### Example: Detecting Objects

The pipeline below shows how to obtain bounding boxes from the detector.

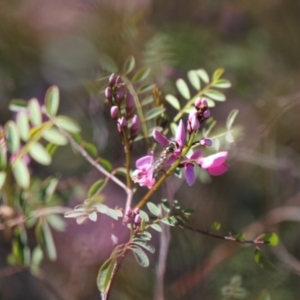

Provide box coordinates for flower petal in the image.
[136,153,154,168]
[176,120,186,146]
[188,149,202,160]
[208,164,228,176]
[200,151,228,169]
[185,164,196,186]
[153,130,170,147]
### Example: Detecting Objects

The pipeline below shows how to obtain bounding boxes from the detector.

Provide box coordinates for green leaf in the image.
[28,142,52,165]
[45,86,59,116]
[28,98,42,126]
[135,231,152,241]
[83,143,98,158]
[0,143,7,170]
[226,132,234,143]
[56,116,81,133]
[147,202,161,217]
[187,70,201,90]
[131,246,149,267]
[254,249,276,272]
[161,199,170,213]
[160,217,176,226]
[182,208,195,216]
[9,99,27,112]
[259,232,279,247]
[138,83,156,94]
[46,143,58,156]
[106,208,123,220]
[16,110,30,141]
[173,200,180,210]
[150,223,162,232]
[0,171,6,190]
[212,68,225,82]
[176,79,190,99]
[88,179,106,198]
[12,159,30,189]
[213,138,220,151]
[214,79,231,88]
[226,109,239,130]
[204,89,226,101]
[42,221,57,261]
[42,128,68,145]
[133,240,155,253]
[99,55,118,73]
[211,221,221,231]
[257,290,271,300]
[141,96,154,106]
[165,95,180,110]
[123,55,135,74]
[139,210,149,222]
[97,258,116,295]
[132,66,151,83]
[196,69,209,83]
[47,215,66,232]
[5,121,20,154]
[30,246,44,275]
[145,107,166,121]
[99,158,112,172]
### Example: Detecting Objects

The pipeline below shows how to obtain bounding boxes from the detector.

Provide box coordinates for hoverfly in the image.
[152,141,178,178]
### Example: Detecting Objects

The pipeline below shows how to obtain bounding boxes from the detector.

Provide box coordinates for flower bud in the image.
[108,73,117,85]
[125,206,133,217]
[133,207,140,215]
[115,76,123,84]
[188,111,200,132]
[110,106,119,118]
[200,138,212,147]
[195,98,208,110]
[203,109,210,119]
[134,214,141,225]
[105,87,112,100]
[118,117,127,127]
[116,86,125,102]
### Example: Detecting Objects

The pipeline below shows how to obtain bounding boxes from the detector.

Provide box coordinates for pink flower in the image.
[198,151,228,176]
[131,152,156,189]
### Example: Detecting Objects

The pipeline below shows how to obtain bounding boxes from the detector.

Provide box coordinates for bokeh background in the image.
[1,0,300,299]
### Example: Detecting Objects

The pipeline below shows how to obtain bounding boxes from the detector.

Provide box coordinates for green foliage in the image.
[254,249,277,272]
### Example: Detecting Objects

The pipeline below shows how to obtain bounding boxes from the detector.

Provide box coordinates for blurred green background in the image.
[1,0,300,299]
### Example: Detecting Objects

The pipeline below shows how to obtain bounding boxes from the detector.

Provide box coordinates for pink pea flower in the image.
[131,152,156,189]
[198,151,228,176]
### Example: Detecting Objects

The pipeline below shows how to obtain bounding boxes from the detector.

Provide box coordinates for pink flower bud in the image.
[110,106,119,118]
[131,115,140,131]
[134,214,141,225]
[200,138,212,147]
[125,206,133,217]
[115,76,123,84]
[105,87,112,99]
[126,92,134,109]
[116,86,125,101]
[203,109,210,119]
[190,114,200,131]
[195,98,208,109]
[118,117,127,127]
[133,207,139,215]
[109,73,116,85]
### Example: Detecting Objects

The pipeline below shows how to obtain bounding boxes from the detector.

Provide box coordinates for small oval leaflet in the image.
[42,221,57,261]
[204,89,226,101]
[187,70,201,90]
[16,111,29,141]
[132,66,151,83]
[131,246,149,267]
[28,98,42,126]
[42,128,68,145]
[12,159,30,189]
[97,258,117,295]
[176,79,190,99]
[196,69,210,84]
[146,202,161,217]
[56,116,81,133]
[28,142,52,165]
[123,55,135,74]
[165,95,180,110]
[214,79,232,88]
[145,107,165,121]
[45,86,60,116]
[5,121,20,154]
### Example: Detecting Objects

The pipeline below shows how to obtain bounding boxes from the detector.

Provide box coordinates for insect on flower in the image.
[152,141,178,178]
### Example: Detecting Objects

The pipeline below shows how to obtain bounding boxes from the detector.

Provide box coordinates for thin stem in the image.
[121,128,132,190]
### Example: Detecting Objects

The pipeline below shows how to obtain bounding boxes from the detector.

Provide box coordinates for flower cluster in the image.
[124,206,141,226]
[131,98,228,188]
[105,74,140,146]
